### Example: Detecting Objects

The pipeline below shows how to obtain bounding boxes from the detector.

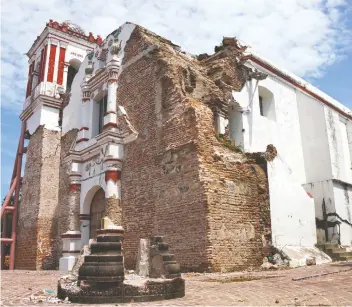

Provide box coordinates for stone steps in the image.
[316,243,352,262]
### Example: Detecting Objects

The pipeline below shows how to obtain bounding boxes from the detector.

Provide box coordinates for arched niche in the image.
[66,58,82,93]
[258,85,276,120]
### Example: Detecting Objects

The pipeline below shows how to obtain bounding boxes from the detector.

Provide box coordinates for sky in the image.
[1,0,352,198]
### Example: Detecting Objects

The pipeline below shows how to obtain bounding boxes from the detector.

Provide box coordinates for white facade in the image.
[231,54,352,255]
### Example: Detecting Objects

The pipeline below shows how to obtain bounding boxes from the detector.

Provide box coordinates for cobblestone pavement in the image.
[1,261,352,306]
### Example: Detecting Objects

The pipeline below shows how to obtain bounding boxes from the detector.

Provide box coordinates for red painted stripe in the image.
[57,47,66,85]
[39,45,47,82]
[246,56,352,120]
[47,44,57,82]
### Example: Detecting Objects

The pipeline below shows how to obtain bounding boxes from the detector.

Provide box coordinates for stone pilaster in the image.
[103,40,120,131]
[76,81,91,144]
[59,163,82,271]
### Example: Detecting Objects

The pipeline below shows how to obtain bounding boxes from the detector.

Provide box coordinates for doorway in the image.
[89,188,106,239]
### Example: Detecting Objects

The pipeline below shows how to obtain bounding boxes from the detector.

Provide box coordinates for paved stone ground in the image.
[1,261,352,306]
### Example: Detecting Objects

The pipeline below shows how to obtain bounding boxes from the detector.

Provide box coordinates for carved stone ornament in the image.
[110,39,120,56]
[108,39,113,47]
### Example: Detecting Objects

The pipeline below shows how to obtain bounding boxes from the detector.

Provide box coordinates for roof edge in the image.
[243,52,351,120]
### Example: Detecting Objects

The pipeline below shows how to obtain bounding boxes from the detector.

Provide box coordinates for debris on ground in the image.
[23,289,70,304]
[306,256,316,266]
[261,262,278,270]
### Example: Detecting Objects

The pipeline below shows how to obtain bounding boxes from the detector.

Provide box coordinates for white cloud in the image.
[1,0,350,112]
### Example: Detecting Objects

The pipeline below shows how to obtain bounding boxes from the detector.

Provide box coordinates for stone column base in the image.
[59,231,82,271]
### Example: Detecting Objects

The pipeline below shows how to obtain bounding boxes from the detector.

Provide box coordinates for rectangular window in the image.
[98,95,108,134]
[259,96,264,116]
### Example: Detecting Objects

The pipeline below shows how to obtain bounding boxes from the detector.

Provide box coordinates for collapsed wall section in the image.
[119,28,209,271]
[118,26,270,272]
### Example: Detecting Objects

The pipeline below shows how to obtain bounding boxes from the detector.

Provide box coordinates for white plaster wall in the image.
[325,108,352,184]
[333,182,352,245]
[303,180,335,243]
[27,106,42,134]
[339,119,352,183]
[27,104,60,134]
[296,91,332,183]
[228,106,243,148]
[252,76,307,184]
[62,57,87,134]
[65,45,86,64]
[268,156,317,247]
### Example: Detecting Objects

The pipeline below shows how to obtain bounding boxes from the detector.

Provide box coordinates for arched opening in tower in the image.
[66,58,81,93]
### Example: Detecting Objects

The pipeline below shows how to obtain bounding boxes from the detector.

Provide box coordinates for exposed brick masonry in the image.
[118,26,271,272]
[16,126,62,269]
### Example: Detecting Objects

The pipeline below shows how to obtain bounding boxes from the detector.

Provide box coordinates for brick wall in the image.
[119,29,209,271]
[16,126,62,269]
[118,26,271,272]
[16,128,43,269]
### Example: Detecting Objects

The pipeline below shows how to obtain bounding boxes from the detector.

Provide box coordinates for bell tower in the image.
[16,20,101,269]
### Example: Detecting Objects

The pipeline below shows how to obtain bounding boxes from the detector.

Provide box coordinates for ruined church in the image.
[2,20,352,271]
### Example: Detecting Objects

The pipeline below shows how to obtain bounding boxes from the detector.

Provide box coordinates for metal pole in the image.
[1,212,7,269]
[1,177,17,218]
[9,122,26,270]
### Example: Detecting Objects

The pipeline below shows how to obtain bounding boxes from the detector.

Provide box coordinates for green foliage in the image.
[216,134,243,153]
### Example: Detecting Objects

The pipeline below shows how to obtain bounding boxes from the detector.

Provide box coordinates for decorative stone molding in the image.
[105,170,121,184]
[79,214,90,221]
[70,183,81,192]
[80,82,90,102]
[59,230,82,271]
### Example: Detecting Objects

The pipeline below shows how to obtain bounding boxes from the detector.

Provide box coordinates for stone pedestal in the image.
[78,228,125,283]
[149,236,181,279]
[59,230,82,271]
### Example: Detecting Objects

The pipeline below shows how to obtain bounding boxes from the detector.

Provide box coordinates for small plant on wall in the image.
[216,133,243,153]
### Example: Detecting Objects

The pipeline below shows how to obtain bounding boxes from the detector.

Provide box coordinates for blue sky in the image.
[1,0,352,198]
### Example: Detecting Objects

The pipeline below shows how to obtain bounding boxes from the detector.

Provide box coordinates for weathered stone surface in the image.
[106,196,121,226]
[16,126,62,269]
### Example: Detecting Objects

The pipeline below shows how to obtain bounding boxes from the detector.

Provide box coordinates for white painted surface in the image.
[297,91,332,183]
[80,220,90,247]
[27,104,60,134]
[333,182,352,245]
[325,108,352,184]
[62,57,87,134]
[268,156,316,247]
[59,255,77,271]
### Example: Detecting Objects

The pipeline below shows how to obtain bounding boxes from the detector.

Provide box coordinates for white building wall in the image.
[333,182,352,245]
[296,91,332,183]
[325,108,352,184]
[62,57,87,133]
[232,72,317,250]
[268,155,316,247]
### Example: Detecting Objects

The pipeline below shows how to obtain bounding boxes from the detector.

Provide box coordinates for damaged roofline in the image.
[243,54,352,121]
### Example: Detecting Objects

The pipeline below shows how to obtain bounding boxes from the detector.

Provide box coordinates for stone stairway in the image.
[316,243,352,261]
